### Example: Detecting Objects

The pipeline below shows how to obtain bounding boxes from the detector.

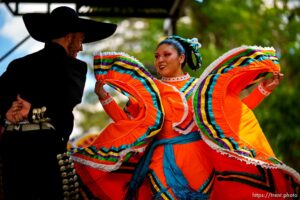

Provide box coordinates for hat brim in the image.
[76,18,117,43]
[23,13,117,43]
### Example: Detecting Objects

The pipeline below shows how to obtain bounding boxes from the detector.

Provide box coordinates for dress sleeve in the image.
[99,94,142,122]
[99,94,130,121]
[241,82,271,110]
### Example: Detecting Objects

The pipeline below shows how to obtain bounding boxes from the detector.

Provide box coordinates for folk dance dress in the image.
[70,47,300,200]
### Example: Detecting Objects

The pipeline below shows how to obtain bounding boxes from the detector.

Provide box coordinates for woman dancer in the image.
[71,36,300,199]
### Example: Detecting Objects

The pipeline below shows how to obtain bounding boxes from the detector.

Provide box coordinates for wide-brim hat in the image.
[23,6,117,43]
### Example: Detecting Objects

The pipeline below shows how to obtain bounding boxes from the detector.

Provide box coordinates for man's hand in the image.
[5,95,31,124]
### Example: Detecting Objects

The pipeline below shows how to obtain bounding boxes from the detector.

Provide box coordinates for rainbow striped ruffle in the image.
[70,52,164,172]
[193,46,300,182]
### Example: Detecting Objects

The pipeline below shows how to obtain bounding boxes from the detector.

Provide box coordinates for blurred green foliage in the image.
[78,0,300,172]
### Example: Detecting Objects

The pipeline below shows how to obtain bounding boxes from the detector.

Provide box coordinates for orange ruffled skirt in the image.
[70,48,300,199]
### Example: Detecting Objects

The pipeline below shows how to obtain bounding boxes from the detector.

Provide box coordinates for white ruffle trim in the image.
[200,131,300,184]
[161,73,190,82]
[94,51,146,69]
[197,45,276,85]
[71,146,146,172]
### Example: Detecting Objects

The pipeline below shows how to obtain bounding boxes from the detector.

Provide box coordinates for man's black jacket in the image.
[0,42,87,142]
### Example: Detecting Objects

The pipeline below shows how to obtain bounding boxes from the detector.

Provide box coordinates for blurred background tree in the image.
[75,0,300,172]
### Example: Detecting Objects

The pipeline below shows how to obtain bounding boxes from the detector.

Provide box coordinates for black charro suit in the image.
[0,42,87,200]
[0,42,87,139]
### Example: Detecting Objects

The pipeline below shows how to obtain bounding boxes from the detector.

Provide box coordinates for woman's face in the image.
[154,43,185,77]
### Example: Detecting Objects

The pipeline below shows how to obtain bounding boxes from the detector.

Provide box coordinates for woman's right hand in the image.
[94,80,108,100]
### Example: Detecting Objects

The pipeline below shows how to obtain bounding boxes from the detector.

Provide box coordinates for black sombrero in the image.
[23,6,117,43]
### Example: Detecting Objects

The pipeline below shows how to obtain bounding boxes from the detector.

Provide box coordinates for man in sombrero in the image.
[0,6,117,200]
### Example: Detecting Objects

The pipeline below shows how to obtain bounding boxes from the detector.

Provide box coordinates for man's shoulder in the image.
[9,48,44,64]
[68,56,87,66]
[8,48,87,73]
[13,48,85,63]
[67,57,88,75]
